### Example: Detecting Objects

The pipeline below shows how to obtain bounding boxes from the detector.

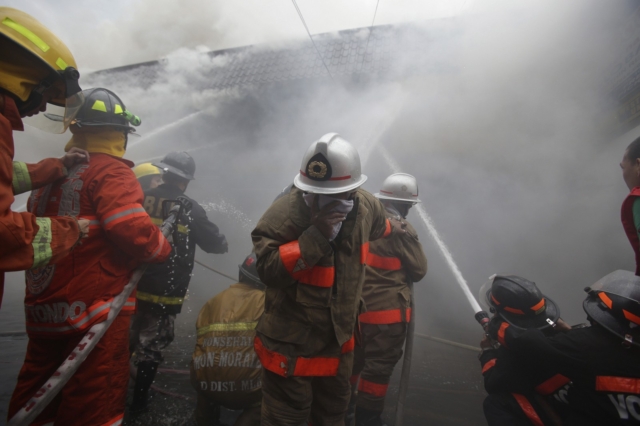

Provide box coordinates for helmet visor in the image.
[23,90,84,134]
[478,275,495,313]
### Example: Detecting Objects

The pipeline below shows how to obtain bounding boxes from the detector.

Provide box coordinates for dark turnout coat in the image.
[251,187,391,377]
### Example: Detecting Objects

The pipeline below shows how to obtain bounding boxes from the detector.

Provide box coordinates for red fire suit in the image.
[621,187,640,275]
[0,94,80,307]
[8,150,171,426]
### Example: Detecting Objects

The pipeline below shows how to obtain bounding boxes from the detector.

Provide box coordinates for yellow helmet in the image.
[0,7,83,128]
[134,163,162,179]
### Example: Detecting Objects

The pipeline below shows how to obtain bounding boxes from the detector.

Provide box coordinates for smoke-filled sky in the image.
[4,0,483,71]
[2,0,640,341]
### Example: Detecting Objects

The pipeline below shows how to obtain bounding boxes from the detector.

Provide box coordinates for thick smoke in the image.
[6,0,635,341]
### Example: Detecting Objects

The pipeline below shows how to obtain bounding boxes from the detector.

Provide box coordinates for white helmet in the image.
[374,173,421,204]
[293,133,367,194]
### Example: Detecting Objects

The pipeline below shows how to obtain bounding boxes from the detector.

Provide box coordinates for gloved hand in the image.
[388,217,407,235]
[60,147,90,168]
[310,196,347,241]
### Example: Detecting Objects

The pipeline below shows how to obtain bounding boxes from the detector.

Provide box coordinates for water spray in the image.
[376,145,490,332]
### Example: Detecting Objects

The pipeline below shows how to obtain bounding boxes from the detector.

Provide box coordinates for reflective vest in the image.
[359,210,427,325]
[0,95,79,308]
[191,282,264,407]
[621,188,640,275]
[25,153,171,337]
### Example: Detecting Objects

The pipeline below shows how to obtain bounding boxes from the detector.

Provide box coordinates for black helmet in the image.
[72,88,141,132]
[584,270,640,348]
[154,151,196,180]
[239,252,263,288]
[481,275,560,331]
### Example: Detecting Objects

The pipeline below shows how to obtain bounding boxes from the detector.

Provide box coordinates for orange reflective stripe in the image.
[279,241,334,287]
[359,308,412,324]
[121,297,137,313]
[511,393,544,426]
[365,252,402,270]
[358,378,389,397]
[535,374,570,396]
[596,376,640,394]
[360,242,370,264]
[599,292,613,309]
[101,413,124,426]
[623,309,640,325]
[254,336,289,377]
[503,306,525,315]
[254,336,347,377]
[341,335,355,353]
[482,358,497,374]
[497,322,509,347]
[102,203,147,230]
[383,219,392,237]
[293,356,340,376]
[530,299,545,311]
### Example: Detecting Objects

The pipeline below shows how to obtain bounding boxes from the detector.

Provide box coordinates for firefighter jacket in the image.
[24,153,171,338]
[622,187,640,275]
[191,280,265,408]
[251,187,391,378]
[488,318,640,425]
[137,183,228,315]
[0,95,79,308]
[359,209,427,325]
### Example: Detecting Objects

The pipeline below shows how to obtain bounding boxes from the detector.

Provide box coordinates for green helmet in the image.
[70,87,141,132]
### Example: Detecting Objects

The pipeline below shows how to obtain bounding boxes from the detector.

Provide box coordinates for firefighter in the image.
[190,252,265,426]
[620,136,640,275]
[134,162,163,191]
[8,87,171,426]
[478,275,571,426]
[130,150,228,412]
[486,270,640,425]
[251,133,403,426]
[0,7,91,306]
[350,173,427,426]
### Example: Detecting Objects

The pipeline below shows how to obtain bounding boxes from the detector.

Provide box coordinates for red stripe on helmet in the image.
[299,170,351,181]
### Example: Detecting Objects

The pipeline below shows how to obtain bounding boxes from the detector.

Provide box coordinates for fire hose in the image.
[7,199,188,426]
[394,281,414,426]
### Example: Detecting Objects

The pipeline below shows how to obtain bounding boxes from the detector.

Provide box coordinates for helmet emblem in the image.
[401,185,407,192]
[308,161,328,179]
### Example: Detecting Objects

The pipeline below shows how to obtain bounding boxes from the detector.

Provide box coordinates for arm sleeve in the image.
[398,222,428,282]
[0,119,79,272]
[91,166,171,263]
[191,203,228,253]
[12,158,66,195]
[252,202,333,290]
[365,194,392,241]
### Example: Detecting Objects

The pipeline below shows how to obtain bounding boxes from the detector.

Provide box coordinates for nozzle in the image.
[124,110,141,126]
[475,311,490,331]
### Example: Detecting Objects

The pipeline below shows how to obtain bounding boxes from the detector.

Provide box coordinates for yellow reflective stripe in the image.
[56,57,68,70]
[136,291,183,305]
[2,18,50,52]
[32,218,53,268]
[150,217,188,234]
[92,100,107,112]
[114,104,123,114]
[12,161,32,194]
[197,322,258,336]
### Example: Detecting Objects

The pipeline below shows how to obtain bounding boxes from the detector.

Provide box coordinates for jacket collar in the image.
[1,95,24,131]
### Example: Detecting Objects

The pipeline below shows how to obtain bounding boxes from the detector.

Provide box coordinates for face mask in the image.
[303,193,354,241]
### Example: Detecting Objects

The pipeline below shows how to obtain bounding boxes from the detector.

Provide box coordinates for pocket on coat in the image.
[256,313,311,345]
[295,283,332,308]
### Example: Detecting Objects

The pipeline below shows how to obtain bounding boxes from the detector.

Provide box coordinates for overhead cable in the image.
[360,0,380,72]
[290,0,335,82]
